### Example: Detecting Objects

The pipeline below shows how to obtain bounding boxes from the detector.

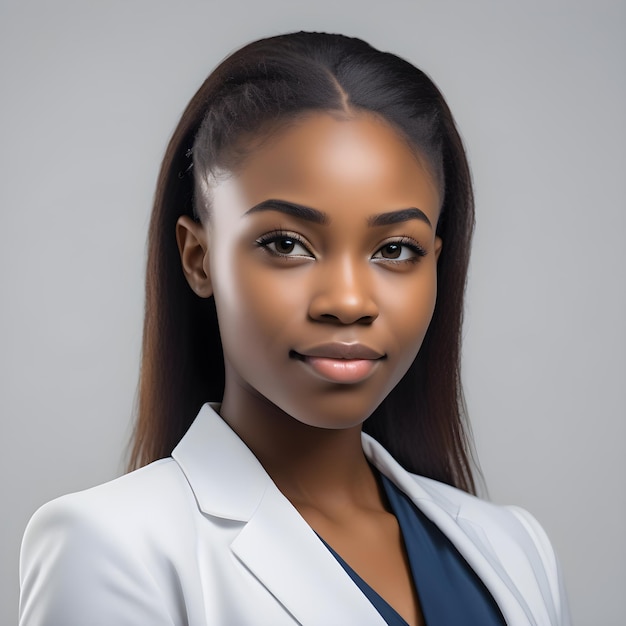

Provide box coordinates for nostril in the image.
[314,312,377,325]
[356,314,377,325]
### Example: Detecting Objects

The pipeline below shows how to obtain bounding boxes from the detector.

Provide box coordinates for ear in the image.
[176,215,213,298]
[434,235,443,261]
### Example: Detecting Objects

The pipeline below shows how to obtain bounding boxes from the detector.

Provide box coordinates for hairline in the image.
[193,107,444,222]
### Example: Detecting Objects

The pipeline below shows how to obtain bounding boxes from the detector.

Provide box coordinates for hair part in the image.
[129,31,477,494]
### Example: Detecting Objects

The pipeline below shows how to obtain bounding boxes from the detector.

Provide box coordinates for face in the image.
[180,112,442,430]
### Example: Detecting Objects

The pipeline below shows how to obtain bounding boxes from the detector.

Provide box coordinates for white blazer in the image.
[20,403,570,625]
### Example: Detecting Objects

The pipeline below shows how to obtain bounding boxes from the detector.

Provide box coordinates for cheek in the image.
[210,250,303,355]
[413,268,438,326]
[381,264,438,362]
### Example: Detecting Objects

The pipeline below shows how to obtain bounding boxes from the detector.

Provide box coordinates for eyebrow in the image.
[244,199,432,228]
[245,200,329,225]
[368,208,432,229]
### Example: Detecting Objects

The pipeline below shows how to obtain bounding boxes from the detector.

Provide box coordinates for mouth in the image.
[290,342,386,384]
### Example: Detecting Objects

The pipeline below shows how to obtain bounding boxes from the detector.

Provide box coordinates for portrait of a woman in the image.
[16,31,574,625]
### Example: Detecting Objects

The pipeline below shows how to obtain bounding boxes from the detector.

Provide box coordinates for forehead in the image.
[212,112,441,223]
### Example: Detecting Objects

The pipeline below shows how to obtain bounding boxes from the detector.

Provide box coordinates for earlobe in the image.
[434,236,443,261]
[176,216,213,298]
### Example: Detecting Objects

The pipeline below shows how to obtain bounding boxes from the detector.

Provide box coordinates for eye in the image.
[256,231,314,259]
[372,239,426,263]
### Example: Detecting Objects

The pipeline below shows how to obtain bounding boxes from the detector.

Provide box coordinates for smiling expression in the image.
[183,111,442,430]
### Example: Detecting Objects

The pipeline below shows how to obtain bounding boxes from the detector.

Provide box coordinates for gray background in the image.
[1,0,624,624]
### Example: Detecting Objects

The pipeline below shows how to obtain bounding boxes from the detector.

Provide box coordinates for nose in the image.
[307,255,379,325]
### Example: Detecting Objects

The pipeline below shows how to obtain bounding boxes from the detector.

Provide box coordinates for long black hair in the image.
[129,32,477,493]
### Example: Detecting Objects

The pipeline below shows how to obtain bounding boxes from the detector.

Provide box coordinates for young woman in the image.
[19,32,570,625]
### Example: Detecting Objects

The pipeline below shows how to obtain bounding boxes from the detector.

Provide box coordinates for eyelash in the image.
[256,230,314,258]
[255,230,427,264]
[372,237,427,264]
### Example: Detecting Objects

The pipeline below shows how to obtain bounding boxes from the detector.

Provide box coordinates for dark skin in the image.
[177,112,442,626]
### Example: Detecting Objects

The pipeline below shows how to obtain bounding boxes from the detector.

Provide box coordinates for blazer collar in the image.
[363,433,544,625]
[172,403,539,625]
[172,403,269,521]
[172,403,386,624]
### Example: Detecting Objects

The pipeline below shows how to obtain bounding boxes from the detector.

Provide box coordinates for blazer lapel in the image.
[362,433,544,626]
[173,404,385,625]
[231,482,386,625]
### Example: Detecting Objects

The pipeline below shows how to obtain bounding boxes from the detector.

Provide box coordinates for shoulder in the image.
[364,434,570,624]
[410,473,556,559]
[406,473,571,625]
[364,432,558,555]
[19,459,199,626]
[23,458,196,549]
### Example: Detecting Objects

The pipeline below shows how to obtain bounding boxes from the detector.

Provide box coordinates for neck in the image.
[219,385,379,513]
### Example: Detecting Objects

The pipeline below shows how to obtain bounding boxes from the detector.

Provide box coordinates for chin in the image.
[278,388,385,431]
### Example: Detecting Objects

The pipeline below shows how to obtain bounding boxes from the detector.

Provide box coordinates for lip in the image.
[291,343,385,384]
[292,342,385,360]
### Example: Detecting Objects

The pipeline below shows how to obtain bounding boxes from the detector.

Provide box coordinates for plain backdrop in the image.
[1,1,624,624]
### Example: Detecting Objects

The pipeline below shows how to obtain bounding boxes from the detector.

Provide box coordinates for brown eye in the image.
[372,239,426,263]
[379,243,402,259]
[274,237,296,254]
[257,232,314,258]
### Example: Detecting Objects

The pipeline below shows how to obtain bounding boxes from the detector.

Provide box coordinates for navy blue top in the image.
[319,471,506,625]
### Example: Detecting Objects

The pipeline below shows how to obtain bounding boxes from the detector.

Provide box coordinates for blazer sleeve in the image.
[507,505,572,626]
[19,496,177,626]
